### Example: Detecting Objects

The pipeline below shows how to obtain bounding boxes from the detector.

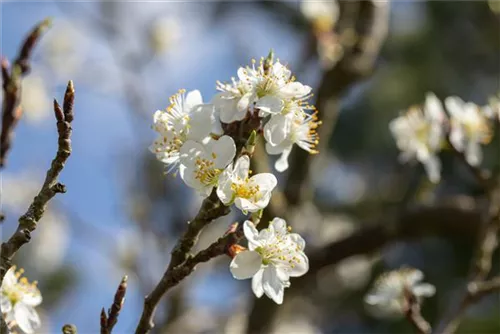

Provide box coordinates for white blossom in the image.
[150,89,214,172]
[213,58,313,123]
[0,267,42,334]
[300,0,340,32]
[364,267,435,319]
[179,135,236,197]
[230,219,309,304]
[445,97,492,166]
[217,155,277,213]
[264,110,321,172]
[389,93,446,183]
[483,95,500,122]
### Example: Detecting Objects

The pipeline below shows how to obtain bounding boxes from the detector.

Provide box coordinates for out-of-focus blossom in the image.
[264,110,321,172]
[179,136,236,197]
[20,74,52,124]
[42,21,86,79]
[217,155,277,213]
[148,17,180,54]
[29,211,69,274]
[484,95,500,122]
[0,267,42,334]
[389,93,446,183]
[364,267,435,318]
[300,0,340,33]
[445,97,493,166]
[150,89,214,173]
[230,219,309,304]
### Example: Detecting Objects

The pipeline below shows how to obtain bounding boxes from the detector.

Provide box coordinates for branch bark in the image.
[0,80,74,333]
[1,18,52,167]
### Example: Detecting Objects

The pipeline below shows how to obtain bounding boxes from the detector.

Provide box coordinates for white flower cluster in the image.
[0,267,42,334]
[150,55,320,211]
[150,54,314,304]
[364,267,435,319]
[390,93,498,183]
[230,218,309,304]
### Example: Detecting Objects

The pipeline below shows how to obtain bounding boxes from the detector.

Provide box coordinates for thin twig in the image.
[0,80,74,283]
[405,293,432,334]
[100,275,128,334]
[435,158,500,333]
[0,18,52,167]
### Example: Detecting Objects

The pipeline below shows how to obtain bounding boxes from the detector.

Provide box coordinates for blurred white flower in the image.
[445,97,492,166]
[150,89,214,173]
[42,21,87,80]
[217,155,277,213]
[484,95,500,122]
[148,17,180,54]
[364,267,435,318]
[230,219,309,304]
[0,267,42,334]
[389,93,446,183]
[29,210,69,274]
[264,110,320,172]
[1,172,40,211]
[179,136,236,197]
[300,0,340,33]
[20,74,52,123]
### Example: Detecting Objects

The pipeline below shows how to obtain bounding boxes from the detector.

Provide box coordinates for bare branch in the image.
[0,80,75,284]
[1,18,52,167]
[101,276,128,334]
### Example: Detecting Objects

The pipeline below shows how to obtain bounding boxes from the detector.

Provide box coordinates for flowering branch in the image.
[0,18,52,167]
[101,276,128,334]
[0,80,74,284]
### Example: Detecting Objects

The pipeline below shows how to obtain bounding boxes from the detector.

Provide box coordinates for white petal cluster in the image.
[389,93,446,183]
[217,155,277,213]
[150,89,215,173]
[390,92,496,183]
[484,96,500,121]
[0,267,42,334]
[230,218,309,304]
[364,268,435,319]
[445,96,493,166]
[213,58,321,172]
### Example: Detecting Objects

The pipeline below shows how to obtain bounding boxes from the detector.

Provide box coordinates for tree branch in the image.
[100,275,128,334]
[0,80,74,282]
[1,18,52,167]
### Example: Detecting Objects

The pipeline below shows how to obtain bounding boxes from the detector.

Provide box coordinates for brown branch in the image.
[1,18,52,167]
[436,184,500,334]
[283,0,389,207]
[0,80,74,284]
[135,218,243,334]
[405,293,432,334]
[135,114,263,333]
[100,275,128,334]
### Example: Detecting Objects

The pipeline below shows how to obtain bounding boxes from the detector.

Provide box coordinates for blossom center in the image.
[194,157,222,185]
[231,180,261,199]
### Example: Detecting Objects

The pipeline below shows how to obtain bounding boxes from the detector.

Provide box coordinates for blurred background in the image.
[1,1,499,333]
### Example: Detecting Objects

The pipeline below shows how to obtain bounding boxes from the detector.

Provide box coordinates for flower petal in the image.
[275,146,293,172]
[234,155,250,180]
[256,95,283,115]
[288,252,309,277]
[184,90,203,111]
[412,283,436,298]
[289,233,306,251]
[212,136,236,169]
[269,218,287,235]
[14,303,41,334]
[230,251,262,280]
[188,104,214,141]
[243,221,260,249]
[280,82,311,99]
[252,268,265,298]
[264,114,290,146]
[0,296,12,314]
[262,266,286,304]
